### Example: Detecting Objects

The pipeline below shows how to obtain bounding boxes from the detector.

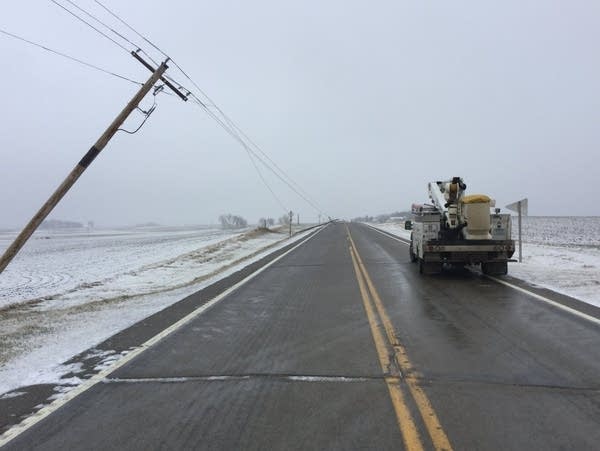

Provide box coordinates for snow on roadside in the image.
[368,221,600,308]
[0,226,319,395]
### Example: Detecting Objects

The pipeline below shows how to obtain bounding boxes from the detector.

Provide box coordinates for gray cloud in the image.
[1,0,598,229]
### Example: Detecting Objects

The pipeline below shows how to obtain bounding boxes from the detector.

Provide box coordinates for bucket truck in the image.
[409,177,515,275]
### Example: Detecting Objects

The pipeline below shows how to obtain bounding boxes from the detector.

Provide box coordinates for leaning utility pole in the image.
[0,60,170,275]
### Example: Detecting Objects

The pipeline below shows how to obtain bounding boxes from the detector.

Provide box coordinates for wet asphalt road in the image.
[3,222,600,450]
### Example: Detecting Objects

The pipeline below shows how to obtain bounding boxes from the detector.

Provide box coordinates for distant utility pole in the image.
[297,213,299,225]
[318,214,321,224]
[289,211,293,237]
[0,57,180,275]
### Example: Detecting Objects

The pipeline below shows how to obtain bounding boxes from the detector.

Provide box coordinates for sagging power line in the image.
[48,0,324,216]
[90,0,326,216]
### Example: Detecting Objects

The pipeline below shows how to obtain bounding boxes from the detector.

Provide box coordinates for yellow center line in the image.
[348,243,424,451]
[347,226,453,451]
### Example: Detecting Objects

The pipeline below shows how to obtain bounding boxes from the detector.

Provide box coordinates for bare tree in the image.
[219,214,248,230]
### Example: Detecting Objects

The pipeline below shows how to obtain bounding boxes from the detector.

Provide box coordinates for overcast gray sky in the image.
[1,0,599,228]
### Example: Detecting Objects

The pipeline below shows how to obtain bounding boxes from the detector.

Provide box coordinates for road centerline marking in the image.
[348,241,424,451]
[347,226,453,451]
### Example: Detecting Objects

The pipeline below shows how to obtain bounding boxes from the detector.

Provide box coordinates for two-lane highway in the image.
[3,222,600,450]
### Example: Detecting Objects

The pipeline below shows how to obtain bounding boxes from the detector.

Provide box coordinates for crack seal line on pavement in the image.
[0,224,329,449]
[365,224,600,327]
[103,374,381,384]
[347,225,453,451]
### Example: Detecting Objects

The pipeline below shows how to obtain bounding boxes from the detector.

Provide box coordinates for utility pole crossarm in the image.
[0,61,168,275]
[131,52,188,101]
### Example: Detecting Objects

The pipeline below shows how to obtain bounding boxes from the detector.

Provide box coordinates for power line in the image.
[94,0,326,216]
[189,95,321,215]
[50,0,130,53]
[220,114,326,214]
[246,150,289,213]
[50,1,188,101]
[61,0,160,67]
[183,84,325,215]
[186,96,288,211]
[0,27,143,85]
[94,0,166,57]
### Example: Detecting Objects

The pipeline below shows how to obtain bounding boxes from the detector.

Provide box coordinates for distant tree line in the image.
[218,214,248,229]
[352,211,411,223]
[40,219,83,229]
[257,218,275,229]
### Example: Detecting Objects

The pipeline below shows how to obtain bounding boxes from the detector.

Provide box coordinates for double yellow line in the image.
[346,226,452,451]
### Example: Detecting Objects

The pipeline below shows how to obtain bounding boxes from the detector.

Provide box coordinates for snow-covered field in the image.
[0,225,314,395]
[0,226,246,309]
[371,217,600,308]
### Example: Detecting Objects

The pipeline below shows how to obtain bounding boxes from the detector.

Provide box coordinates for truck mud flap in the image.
[481,261,508,275]
[419,259,442,275]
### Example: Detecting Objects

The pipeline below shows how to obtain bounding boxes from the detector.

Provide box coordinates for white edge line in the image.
[364,224,410,246]
[487,276,600,326]
[364,224,600,327]
[0,224,329,447]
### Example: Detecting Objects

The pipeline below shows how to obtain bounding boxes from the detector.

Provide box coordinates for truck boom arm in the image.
[428,177,467,230]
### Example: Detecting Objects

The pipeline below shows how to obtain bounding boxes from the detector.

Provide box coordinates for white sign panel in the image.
[506,198,528,216]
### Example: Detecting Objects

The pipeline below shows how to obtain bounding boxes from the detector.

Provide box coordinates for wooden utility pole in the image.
[0,61,168,275]
[289,211,293,237]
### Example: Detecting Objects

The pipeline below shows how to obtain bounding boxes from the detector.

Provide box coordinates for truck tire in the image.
[409,241,418,263]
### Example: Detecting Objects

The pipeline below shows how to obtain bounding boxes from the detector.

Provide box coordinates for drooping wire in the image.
[246,151,289,213]
[186,95,289,212]
[0,27,142,85]
[218,113,325,214]
[117,84,163,134]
